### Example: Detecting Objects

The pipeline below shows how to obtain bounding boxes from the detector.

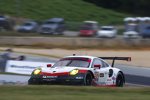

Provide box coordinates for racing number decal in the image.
[100,73,104,77]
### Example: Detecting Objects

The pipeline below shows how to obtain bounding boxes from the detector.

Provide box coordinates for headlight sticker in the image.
[70,69,79,75]
[33,69,41,75]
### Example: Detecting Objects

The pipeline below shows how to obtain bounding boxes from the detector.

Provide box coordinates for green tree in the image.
[83,0,150,16]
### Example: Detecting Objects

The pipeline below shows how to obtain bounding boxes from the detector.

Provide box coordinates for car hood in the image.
[41,66,88,73]
[98,30,114,34]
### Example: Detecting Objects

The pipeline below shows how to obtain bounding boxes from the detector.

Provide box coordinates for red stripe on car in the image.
[79,70,88,73]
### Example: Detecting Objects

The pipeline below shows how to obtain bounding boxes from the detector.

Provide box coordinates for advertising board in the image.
[5,60,54,75]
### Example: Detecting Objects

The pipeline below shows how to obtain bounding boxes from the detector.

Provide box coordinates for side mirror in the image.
[94,64,101,69]
[47,64,52,68]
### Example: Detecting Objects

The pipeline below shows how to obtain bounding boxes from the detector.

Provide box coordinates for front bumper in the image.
[28,73,85,85]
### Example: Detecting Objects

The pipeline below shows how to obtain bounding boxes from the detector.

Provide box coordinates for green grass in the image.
[0,0,129,24]
[0,85,150,100]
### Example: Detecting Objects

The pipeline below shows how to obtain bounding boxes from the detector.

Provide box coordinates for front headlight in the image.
[33,68,42,75]
[70,69,79,75]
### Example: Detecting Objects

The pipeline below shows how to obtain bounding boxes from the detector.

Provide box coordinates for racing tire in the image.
[28,78,42,85]
[83,72,93,86]
[116,72,125,87]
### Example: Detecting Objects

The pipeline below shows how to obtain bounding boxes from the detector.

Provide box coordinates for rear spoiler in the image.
[99,57,131,67]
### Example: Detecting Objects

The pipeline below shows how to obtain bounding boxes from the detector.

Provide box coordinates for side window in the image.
[92,58,102,68]
[101,60,109,68]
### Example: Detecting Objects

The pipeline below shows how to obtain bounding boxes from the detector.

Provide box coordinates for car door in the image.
[100,60,115,85]
[92,58,111,85]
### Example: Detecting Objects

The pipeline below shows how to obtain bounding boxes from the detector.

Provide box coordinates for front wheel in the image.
[116,72,125,87]
[28,78,42,85]
[83,72,93,86]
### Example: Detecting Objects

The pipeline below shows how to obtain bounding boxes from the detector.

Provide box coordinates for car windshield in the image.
[52,57,91,68]
[23,23,33,26]
[81,23,95,30]
[81,26,93,30]
[44,21,57,25]
[101,27,114,30]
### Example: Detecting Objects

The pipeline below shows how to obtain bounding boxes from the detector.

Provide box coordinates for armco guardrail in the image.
[0,37,150,48]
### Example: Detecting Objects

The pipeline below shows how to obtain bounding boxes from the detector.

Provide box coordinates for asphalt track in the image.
[0,53,150,86]
[116,64,150,86]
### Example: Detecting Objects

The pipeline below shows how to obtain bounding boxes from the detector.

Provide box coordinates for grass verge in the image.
[0,85,150,100]
[0,0,128,24]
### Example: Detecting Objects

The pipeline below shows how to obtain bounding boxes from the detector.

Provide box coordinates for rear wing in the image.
[99,57,131,67]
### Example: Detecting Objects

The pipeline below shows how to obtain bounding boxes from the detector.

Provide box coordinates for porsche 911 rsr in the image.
[28,55,131,87]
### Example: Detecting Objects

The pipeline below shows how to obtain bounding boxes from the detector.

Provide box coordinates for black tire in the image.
[28,78,35,85]
[84,72,93,86]
[116,72,125,87]
[28,78,41,85]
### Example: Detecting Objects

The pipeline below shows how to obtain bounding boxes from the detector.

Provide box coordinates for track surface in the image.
[0,53,150,86]
[116,64,150,86]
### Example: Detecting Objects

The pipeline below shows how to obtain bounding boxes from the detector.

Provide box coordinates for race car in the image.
[28,55,131,87]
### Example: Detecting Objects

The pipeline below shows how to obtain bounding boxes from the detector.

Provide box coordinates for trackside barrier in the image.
[5,60,54,75]
[0,37,150,48]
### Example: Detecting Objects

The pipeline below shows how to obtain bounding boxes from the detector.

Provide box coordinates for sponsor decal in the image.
[43,76,47,78]
[75,76,84,79]
[100,73,104,77]
[10,65,36,69]
[112,76,116,80]
[43,76,58,78]
[107,79,112,81]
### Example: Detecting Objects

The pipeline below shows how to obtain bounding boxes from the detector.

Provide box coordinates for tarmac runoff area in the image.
[0,47,150,67]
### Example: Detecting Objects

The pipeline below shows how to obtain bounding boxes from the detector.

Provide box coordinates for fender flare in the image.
[87,70,95,79]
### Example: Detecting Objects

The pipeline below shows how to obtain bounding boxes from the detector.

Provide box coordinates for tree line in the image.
[83,0,150,16]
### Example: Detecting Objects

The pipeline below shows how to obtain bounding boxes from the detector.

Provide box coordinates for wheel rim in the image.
[85,74,92,86]
[117,75,123,87]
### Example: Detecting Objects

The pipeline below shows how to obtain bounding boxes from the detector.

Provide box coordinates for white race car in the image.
[28,55,131,87]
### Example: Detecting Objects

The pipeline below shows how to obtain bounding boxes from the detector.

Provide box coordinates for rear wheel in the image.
[116,72,124,87]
